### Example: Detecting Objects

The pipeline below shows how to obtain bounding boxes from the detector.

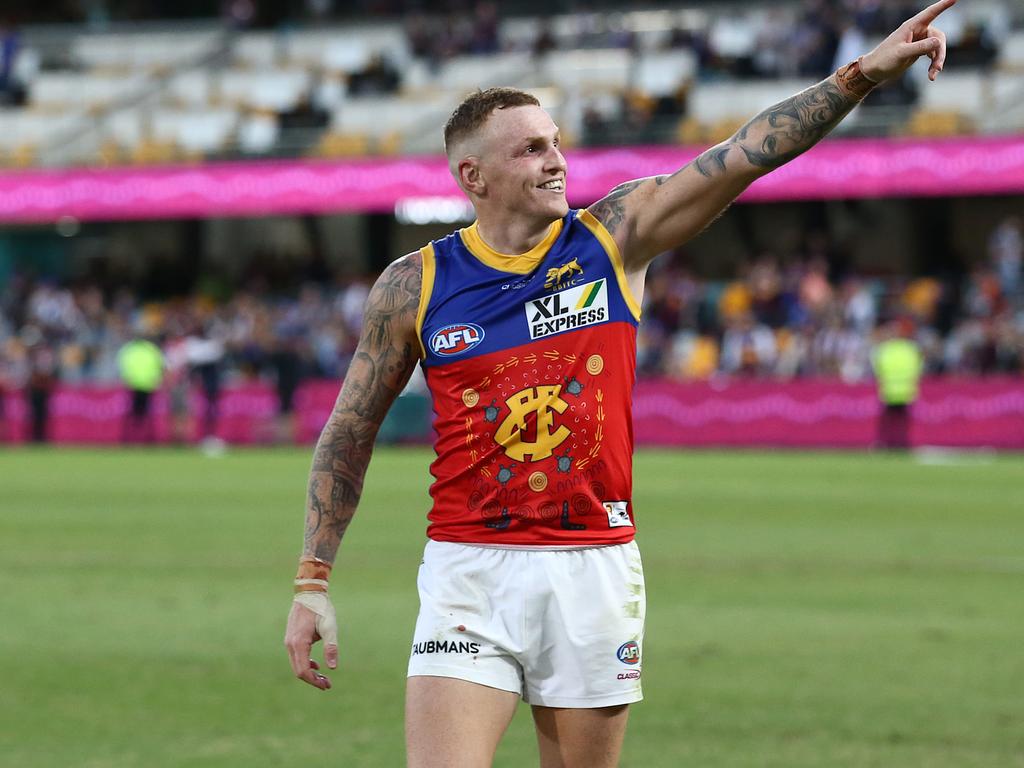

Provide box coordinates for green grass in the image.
[1,447,1023,767]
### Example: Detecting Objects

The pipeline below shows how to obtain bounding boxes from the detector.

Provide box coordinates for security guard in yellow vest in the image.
[118,337,164,443]
[871,320,923,449]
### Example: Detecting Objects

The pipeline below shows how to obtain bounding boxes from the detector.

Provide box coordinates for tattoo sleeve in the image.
[588,175,669,239]
[302,253,422,563]
[587,70,864,252]
[693,73,861,178]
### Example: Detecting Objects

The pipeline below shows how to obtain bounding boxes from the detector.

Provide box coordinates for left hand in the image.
[861,0,956,83]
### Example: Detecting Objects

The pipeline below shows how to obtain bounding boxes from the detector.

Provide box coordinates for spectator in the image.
[988,216,1022,301]
[720,312,777,377]
[186,321,226,449]
[117,334,164,443]
[24,328,56,443]
[0,19,19,101]
[347,53,401,97]
[872,318,923,449]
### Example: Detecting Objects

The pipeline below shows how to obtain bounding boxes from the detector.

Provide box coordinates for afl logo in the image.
[430,323,485,356]
[616,641,640,665]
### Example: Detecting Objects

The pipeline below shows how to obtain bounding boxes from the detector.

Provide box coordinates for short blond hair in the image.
[443,87,540,154]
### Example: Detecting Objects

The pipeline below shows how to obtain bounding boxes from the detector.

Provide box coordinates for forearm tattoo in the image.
[588,76,858,240]
[303,254,422,563]
[712,76,858,173]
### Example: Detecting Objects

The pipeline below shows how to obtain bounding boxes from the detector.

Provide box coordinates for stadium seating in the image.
[3,3,1021,168]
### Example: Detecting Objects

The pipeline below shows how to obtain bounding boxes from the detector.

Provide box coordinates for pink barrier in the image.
[633,378,1024,448]
[3,378,1023,449]
[3,137,1024,223]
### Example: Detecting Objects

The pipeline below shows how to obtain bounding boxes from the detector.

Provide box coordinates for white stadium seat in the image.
[237,114,280,154]
[634,50,698,97]
[72,32,221,70]
[998,31,1024,71]
[102,111,146,148]
[31,73,147,109]
[919,72,987,115]
[233,34,283,68]
[331,96,446,135]
[152,108,238,153]
[436,52,534,92]
[0,109,82,149]
[167,71,215,107]
[217,68,312,111]
[540,48,633,93]
[689,79,815,125]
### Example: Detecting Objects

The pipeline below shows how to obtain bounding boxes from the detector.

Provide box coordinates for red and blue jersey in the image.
[416,209,641,546]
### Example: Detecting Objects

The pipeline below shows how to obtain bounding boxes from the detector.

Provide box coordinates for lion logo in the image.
[545,258,583,290]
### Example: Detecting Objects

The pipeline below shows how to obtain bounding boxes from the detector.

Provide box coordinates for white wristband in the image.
[293,591,338,647]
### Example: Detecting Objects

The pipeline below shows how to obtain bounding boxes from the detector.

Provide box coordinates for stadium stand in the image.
[1,0,1020,168]
[0,2,1022,448]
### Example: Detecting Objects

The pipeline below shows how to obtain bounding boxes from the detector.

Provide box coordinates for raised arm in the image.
[285,251,422,690]
[589,0,955,272]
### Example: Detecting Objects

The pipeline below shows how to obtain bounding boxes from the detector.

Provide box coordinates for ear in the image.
[458,157,485,196]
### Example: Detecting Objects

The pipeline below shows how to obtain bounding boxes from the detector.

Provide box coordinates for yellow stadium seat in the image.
[706,118,746,144]
[131,139,178,165]
[682,336,719,380]
[905,109,974,137]
[317,132,370,158]
[676,117,704,145]
[376,131,403,156]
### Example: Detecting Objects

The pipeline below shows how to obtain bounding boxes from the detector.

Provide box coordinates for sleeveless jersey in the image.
[415,209,641,546]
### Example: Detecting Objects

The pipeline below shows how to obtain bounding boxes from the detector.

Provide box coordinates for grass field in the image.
[1,447,1022,768]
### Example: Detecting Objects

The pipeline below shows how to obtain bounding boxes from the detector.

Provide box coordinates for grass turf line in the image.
[0,447,1022,767]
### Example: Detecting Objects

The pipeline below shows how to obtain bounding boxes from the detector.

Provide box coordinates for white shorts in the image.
[407,540,645,708]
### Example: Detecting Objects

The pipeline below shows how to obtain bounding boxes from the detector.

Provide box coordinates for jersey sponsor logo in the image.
[603,501,633,528]
[617,670,641,680]
[411,640,481,655]
[525,279,608,340]
[545,257,583,290]
[430,323,485,356]
[617,640,641,665]
[494,385,572,462]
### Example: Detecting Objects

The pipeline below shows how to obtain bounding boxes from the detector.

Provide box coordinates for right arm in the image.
[285,251,422,689]
[303,252,422,563]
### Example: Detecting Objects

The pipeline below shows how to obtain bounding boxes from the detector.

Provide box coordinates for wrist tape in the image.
[294,555,332,594]
[292,591,339,648]
[835,57,879,100]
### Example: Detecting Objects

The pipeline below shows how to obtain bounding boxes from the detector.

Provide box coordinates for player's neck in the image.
[474,213,559,256]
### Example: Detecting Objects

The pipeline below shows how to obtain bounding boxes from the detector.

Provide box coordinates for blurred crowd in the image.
[639,217,1024,381]
[1,218,1021,427]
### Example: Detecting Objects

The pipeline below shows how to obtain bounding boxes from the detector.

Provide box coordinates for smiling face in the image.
[452,104,568,223]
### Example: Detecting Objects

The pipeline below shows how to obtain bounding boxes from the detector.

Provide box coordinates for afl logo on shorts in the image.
[617,641,640,665]
[430,323,485,356]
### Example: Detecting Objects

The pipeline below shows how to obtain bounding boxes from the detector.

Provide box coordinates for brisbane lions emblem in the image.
[545,258,583,290]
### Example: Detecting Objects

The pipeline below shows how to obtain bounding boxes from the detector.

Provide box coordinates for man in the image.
[285,3,954,765]
[872,317,925,449]
[117,333,165,444]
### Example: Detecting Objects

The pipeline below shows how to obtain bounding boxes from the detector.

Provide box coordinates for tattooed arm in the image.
[285,252,421,689]
[303,252,422,563]
[588,0,954,274]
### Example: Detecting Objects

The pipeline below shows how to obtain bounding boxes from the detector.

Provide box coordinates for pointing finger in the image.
[911,0,956,27]
[902,37,942,62]
[929,27,948,78]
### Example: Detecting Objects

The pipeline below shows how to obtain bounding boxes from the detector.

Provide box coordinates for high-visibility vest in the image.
[872,339,923,405]
[118,339,164,393]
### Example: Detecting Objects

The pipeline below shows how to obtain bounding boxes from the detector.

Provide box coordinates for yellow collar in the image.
[459,219,564,275]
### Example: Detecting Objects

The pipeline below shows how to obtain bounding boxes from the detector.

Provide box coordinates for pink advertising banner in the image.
[632,377,1024,449]
[3,377,1023,449]
[2,136,1024,223]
